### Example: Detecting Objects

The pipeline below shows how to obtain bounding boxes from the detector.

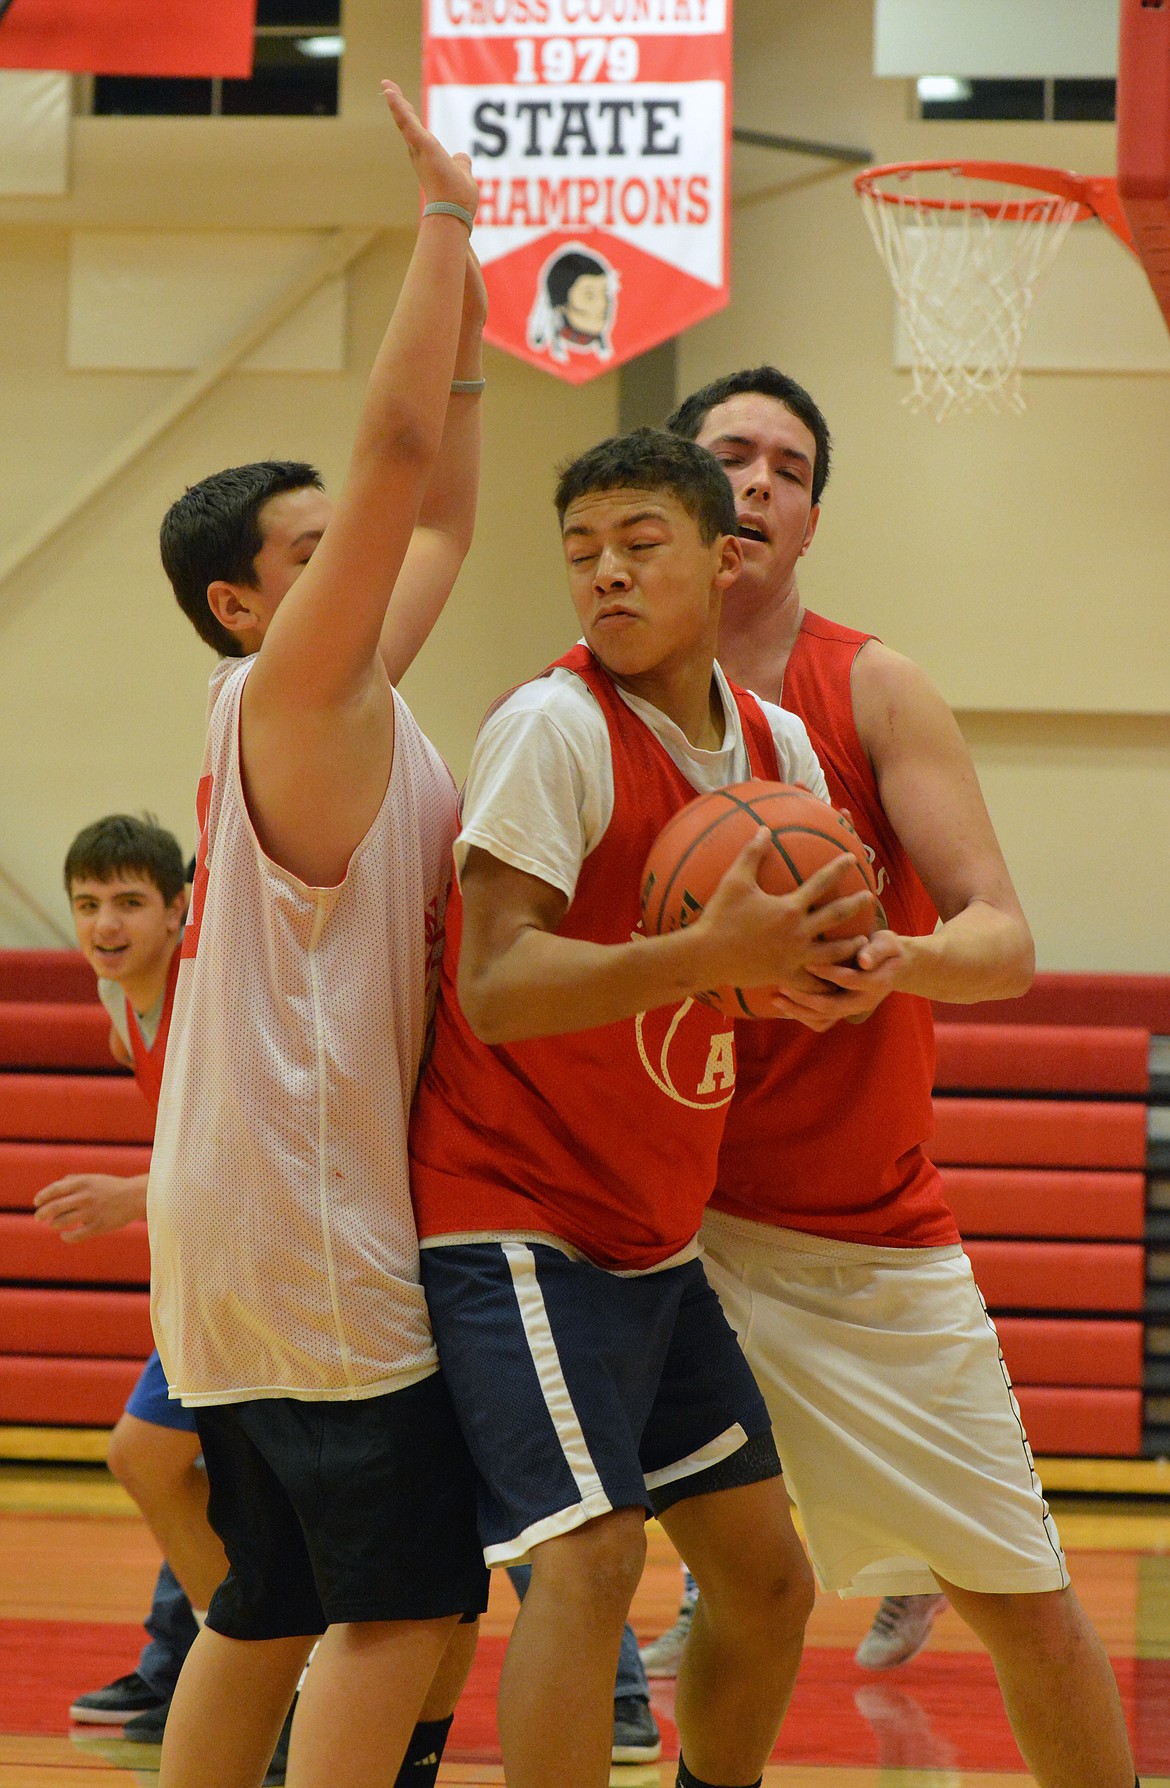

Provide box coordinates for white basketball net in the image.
[858,168,1083,420]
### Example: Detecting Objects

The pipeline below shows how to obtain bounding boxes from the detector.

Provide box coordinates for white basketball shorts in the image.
[700,1208,1070,1599]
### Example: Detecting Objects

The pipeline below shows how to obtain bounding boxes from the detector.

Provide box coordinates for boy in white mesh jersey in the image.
[146,88,489,1788]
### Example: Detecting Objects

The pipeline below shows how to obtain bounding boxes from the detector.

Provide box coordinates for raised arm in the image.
[379,252,487,684]
[239,87,477,886]
[787,643,1034,1023]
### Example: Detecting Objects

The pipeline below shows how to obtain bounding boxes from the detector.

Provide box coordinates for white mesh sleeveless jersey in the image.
[148,657,457,1406]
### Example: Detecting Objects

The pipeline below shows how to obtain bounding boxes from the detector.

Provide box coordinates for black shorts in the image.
[194,1372,490,1640]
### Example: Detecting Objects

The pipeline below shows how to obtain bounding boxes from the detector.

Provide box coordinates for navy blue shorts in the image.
[125,1350,198,1434]
[420,1242,779,1566]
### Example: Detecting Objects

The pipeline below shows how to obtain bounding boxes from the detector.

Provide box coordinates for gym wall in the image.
[0,0,1165,970]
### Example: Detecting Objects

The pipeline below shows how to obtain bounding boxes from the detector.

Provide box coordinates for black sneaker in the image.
[611,1695,662,1764]
[121,1700,170,1743]
[69,1672,168,1726]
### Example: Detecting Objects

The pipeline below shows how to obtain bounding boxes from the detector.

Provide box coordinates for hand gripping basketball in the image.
[640,780,881,1018]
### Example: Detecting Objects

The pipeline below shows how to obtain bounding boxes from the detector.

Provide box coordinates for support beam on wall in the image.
[0,226,378,621]
[0,860,73,948]
[618,338,679,432]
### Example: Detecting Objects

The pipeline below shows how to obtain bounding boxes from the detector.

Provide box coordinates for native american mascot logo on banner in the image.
[424,1,732,383]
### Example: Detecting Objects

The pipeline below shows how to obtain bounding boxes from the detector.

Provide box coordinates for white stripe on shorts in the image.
[485,1241,613,1566]
[643,1422,748,1493]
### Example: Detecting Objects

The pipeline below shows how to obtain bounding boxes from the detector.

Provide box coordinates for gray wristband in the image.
[422,199,475,231]
[451,377,486,394]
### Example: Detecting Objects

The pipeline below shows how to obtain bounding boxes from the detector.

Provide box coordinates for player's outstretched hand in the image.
[381,81,478,220]
[32,1173,147,1243]
[693,833,875,998]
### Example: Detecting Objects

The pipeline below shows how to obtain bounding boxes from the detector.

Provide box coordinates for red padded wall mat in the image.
[0,953,98,1005]
[0,1287,152,1358]
[0,1004,115,1071]
[966,1239,1145,1311]
[0,1355,140,1425]
[1016,1385,1143,1456]
[995,1316,1144,1387]
[934,1024,1150,1095]
[933,972,1170,1032]
[932,1098,1148,1169]
[0,1141,151,1211]
[0,1075,154,1144]
[943,1167,1146,1238]
[0,1213,149,1285]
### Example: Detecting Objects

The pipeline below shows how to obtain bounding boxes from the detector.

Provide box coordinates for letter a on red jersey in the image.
[424,0,732,383]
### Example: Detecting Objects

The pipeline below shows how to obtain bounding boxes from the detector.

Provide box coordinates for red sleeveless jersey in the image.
[125,946,180,1116]
[713,611,959,1247]
[409,645,781,1271]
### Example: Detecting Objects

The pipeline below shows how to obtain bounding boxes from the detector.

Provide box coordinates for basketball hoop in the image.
[854,160,1135,420]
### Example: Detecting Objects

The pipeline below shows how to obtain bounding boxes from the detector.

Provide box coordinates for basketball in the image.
[639,780,880,1018]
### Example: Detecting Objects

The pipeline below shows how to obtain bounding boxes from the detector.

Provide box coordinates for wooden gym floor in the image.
[2,1462,1170,1786]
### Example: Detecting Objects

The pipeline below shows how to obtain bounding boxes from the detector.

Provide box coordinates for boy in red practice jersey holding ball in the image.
[410,427,875,1788]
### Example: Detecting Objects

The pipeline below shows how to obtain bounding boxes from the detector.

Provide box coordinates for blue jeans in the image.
[136,1562,198,1700]
[507,1564,650,1702]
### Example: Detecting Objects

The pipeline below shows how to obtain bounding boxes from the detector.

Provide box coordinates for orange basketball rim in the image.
[852,0,1170,418]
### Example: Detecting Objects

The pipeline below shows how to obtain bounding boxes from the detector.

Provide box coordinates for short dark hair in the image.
[666,367,833,507]
[548,251,607,308]
[64,814,186,906]
[554,428,737,545]
[159,460,323,655]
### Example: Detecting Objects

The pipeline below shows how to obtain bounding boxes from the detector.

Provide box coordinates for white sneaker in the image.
[854,1594,947,1670]
[637,1592,698,1678]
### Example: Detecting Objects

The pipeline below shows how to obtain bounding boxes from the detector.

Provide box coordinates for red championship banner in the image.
[424,0,732,383]
[0,0,256,79]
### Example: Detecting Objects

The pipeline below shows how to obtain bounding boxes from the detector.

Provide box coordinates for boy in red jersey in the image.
[45,818,226,1626]
[410,428,878,1788]
[662,368,1137,1788]
[37,817,224,1741]
[147,90,490,1788]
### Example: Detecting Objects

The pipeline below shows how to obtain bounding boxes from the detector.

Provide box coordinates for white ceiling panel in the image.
[875,0,1119,79]
[0,72,70,197]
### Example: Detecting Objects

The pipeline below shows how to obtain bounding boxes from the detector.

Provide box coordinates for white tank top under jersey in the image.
[148,656,457,1407]
[98,977,165,1051]
[456,659,829,898]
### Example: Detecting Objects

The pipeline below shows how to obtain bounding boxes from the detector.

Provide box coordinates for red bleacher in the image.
[935,1023,1150,1096]
[0,1003,112,1071]
[932,1098,1147,1172]
[0,1075,154,1145]
[942,1168,1145,1239]
[933,971,1170,1034]
[0,1355,143,1426]
[0,950,1164,1456]
[0,1287,152,1357]
[932,987,1161,1458]
[0,951,152,1428]
[993,1317,1143,1388]
[964,1239,1145,1313]
[1015,1387,1143,1458]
